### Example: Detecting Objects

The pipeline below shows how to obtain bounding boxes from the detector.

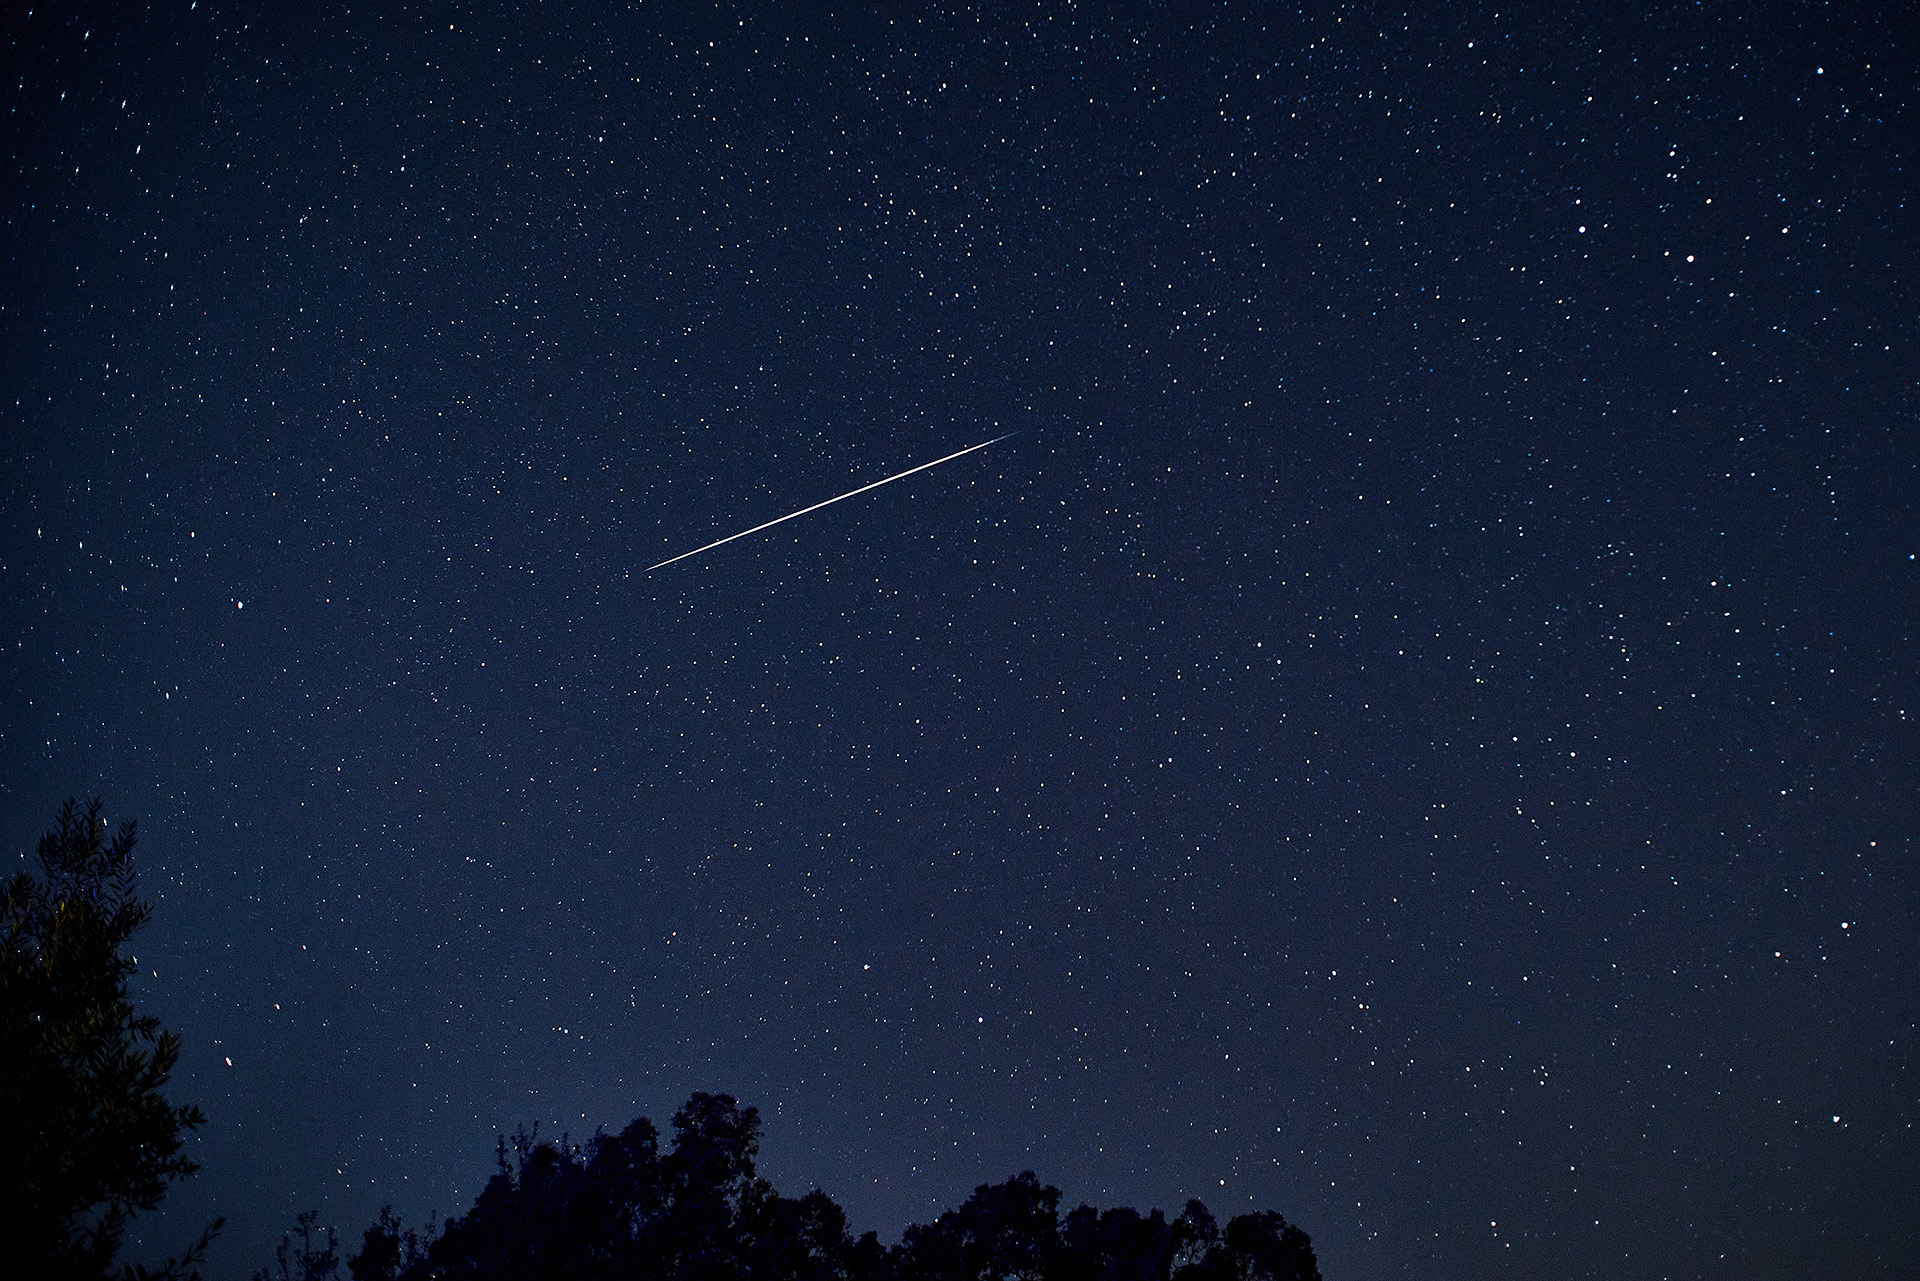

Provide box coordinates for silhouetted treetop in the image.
[274,1092,1319,1281]
[2,797,221,1281]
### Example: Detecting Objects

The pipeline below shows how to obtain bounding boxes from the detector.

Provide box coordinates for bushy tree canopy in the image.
[285,1091,1318,1281]
[0,797,219,1280]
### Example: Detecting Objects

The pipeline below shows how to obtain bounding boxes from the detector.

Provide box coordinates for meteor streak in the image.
[646,434,1011,571]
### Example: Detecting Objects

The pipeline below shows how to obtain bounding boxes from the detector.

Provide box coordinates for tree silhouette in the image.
[1219,1212,1319,1281]
[896,1170,1063,1281]
[0,797,222,1280]
[254,1211,341,1281]
[345,1207,411,1281]
[1059,1204,1177,1281]
[266,1095,1319,1281]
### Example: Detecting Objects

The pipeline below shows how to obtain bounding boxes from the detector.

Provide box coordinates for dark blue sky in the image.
[4,3,1915,1278]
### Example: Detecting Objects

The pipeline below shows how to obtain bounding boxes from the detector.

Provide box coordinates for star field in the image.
[3,3,1915,1278]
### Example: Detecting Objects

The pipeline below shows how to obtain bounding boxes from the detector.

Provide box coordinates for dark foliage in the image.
[254,1212,342,1281]
[1,797,223,1280]
[271,1092,1318,1281]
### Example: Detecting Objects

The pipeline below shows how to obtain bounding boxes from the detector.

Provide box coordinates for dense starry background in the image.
[4,2,1916,1277]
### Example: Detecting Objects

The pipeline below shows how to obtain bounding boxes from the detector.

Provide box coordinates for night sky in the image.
[4,3,1916,1278]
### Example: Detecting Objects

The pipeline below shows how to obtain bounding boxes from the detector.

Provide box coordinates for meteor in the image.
[646,434,1011,572]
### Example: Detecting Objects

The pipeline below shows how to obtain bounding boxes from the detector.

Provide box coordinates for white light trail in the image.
[645,434,1011,571]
